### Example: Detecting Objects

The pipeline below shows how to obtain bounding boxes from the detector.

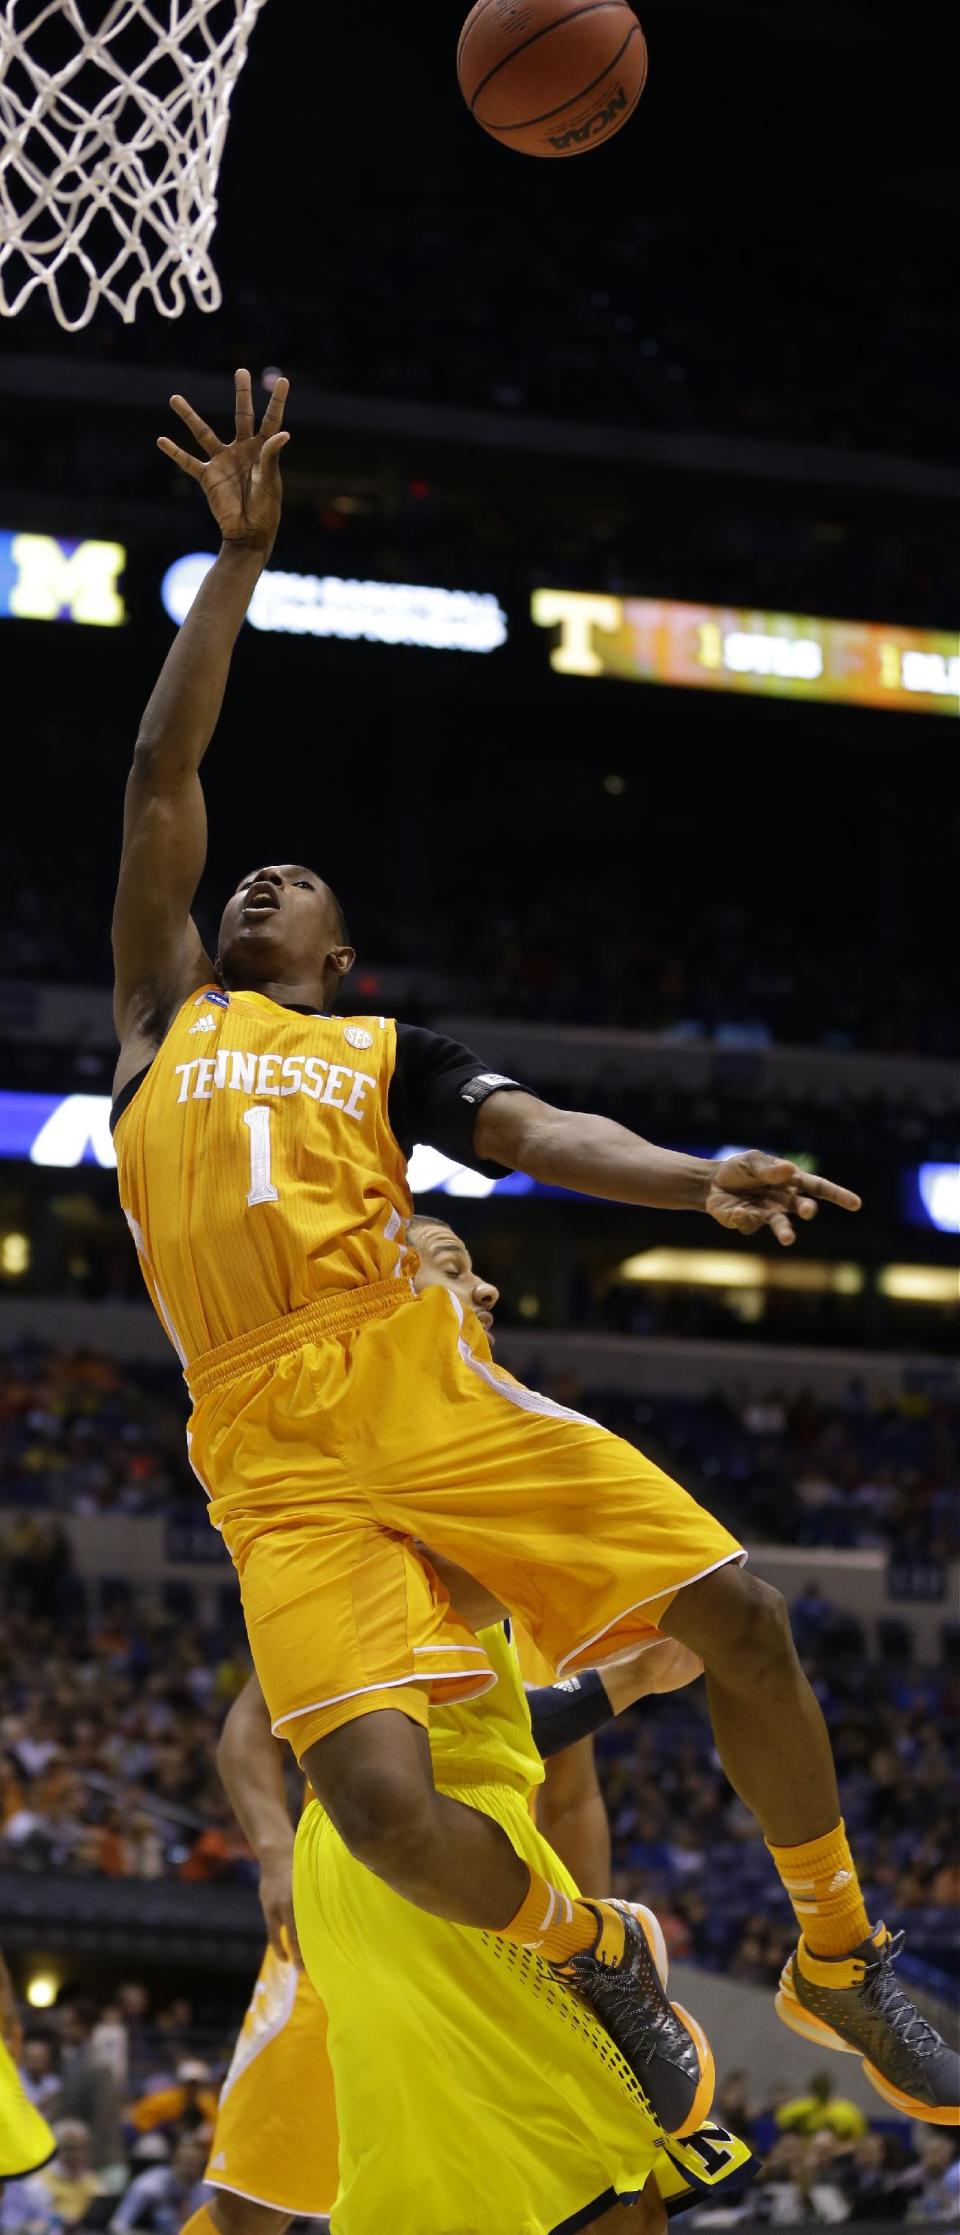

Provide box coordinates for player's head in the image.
[408,1214,499,1337]
[216,866,355,1007]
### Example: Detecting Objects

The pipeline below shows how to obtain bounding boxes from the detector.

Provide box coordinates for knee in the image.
[686,1568,795,1685]
[311,1757,435,1872]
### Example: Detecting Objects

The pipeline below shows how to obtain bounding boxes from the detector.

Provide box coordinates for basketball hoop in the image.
[0,0,269,332]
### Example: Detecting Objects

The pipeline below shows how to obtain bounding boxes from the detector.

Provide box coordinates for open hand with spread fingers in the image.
[157,366,290,552]
[706,1150,861,1247]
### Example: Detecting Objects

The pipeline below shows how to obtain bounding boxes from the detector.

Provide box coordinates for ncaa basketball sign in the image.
[0,532,126,626]
[161,553,507,653]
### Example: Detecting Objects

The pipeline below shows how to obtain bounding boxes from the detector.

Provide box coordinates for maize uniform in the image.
[205,1962,754,2233]
[208,1633,755,2229]
[0,2034,55,2179]
[292,1624,755,2234]
[114,990,743,1754]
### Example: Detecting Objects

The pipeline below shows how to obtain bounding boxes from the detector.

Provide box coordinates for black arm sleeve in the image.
[388,1021,530,1174]
[527,1670,613,1759]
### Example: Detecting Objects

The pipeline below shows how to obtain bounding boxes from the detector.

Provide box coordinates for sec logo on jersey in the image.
[342,1025,374,1050]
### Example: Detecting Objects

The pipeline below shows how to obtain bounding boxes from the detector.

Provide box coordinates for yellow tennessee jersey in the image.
[428,1622,545,1797]
[113,990,518,1367]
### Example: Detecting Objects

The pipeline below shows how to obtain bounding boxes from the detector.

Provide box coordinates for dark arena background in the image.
[0,0,957,2229]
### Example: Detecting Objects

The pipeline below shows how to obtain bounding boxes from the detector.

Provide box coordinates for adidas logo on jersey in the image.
[188,1015,217,1034]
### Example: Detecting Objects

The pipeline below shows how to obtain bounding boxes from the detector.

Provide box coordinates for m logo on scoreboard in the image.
[0,531,126,626]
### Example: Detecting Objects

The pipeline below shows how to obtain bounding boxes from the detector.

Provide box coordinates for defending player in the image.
[112,369,958,2131]
[202,1636,751,2235]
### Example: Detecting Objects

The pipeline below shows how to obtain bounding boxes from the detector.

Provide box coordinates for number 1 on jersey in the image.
[244,1105,280,1207]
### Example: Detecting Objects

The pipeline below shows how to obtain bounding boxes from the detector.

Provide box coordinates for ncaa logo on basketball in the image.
[343,1025,374,1050]
[548,84,628,151]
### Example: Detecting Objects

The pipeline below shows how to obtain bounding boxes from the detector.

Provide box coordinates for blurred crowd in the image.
[0,1592,251,1882]
[0,1978,227,2232]
[0,1351,190,1527]
[1,1985,958,2229]
[711,2068,960,2225]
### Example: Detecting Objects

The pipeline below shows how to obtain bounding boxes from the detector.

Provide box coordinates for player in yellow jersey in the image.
[183,1219,751,2234]
[112,367,958,2131]
[208,1631,753,2235]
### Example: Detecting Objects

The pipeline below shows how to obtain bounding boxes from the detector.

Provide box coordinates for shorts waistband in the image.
[187,1279,412,1397]
[433,1763,535,1798]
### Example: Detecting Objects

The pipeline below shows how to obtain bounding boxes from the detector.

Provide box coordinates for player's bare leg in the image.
[660,1563,960,2125]
[659,1566,840,1844]
[305,1711,532,1924]
[303,1711,714,2138]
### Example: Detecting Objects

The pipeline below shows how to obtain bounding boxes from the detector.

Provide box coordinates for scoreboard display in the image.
[0,517,955,720]
[532,590,958,716]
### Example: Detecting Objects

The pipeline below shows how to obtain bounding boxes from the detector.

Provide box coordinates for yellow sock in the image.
[501,1867,602,1963]
[767,1819,871,1957]
[181,2210,220,2235]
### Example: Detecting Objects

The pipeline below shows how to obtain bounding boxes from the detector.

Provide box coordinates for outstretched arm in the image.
[112,369,290,1068]
[475,1093,860,1248]
[218,1675,301,1966]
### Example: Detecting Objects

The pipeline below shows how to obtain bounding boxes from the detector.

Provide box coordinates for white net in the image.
[0,0,268,331]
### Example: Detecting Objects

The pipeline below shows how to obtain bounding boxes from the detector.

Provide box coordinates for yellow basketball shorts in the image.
[294,1776,664,2235]
[0,2034,56,2179]
[188,1280,743,1755]
[205,1948,337,2218]
[206,1846,756,2233]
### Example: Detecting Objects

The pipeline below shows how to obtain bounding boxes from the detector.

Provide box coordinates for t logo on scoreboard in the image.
[0,531,126,626]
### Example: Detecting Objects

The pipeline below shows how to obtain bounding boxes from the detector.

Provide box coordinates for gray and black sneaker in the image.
[777,1924,960,2127]
[552,1899,716,2139]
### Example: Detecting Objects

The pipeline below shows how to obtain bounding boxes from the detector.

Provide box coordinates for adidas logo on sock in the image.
[828,1869,853,1892]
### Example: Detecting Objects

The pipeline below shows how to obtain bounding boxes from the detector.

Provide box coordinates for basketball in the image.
[458,0,648,158]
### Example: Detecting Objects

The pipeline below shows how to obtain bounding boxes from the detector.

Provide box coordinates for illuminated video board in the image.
[531,591,958,716]
[162,553,507,652]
